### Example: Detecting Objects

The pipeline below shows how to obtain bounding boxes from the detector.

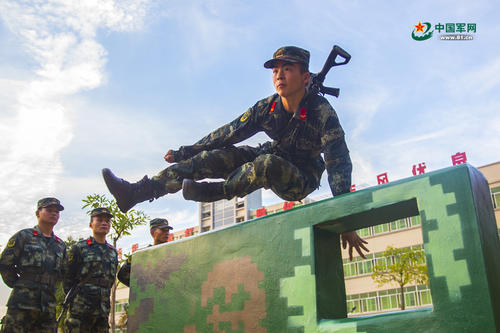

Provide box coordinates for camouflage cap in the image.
[150,218,172,231]
[37,197,64,211]
[263,46,310,70]
[90,207,114,218]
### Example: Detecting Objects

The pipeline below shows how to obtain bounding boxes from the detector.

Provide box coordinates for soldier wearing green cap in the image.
[0,197,66,332]
[117,218,173,287]
[63,207,118,333]
[103,45,368,259]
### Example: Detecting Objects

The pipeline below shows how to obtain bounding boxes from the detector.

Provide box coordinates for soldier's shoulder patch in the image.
[240,110,251,123]
[7,237,16,247]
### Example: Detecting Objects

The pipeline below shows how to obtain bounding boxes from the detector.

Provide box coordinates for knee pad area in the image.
[252,154,280,177]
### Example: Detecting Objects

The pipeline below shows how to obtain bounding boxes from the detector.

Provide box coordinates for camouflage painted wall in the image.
[128,164,500,332]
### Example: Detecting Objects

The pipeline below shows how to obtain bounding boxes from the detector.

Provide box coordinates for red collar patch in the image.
[269,101,276,114]
[87,238,93,245]
[299,108,307,120]
[33,230,39,236]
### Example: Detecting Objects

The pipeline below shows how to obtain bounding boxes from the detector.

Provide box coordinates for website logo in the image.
[411,21,477,41]
[412,21,433,41]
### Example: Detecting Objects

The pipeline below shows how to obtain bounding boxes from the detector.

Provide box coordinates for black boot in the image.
[102,168,162,213]
[182,179,229,202]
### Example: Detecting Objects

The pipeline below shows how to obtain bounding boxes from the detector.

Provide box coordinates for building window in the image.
[373,223,389,235]
[390,218,407,231]
[343,247,425,278]
[418,284,432,305]
[346,285,432,316]
[374,252,388,269]
[410,215,421,226]
[491,187,500,208]
[357,257,373,275]
[343,261,357,277]
[357,227,371,237]
[201,202,211,210]
[355,216,421,239]
[115,302,127,313]
[213,199,237,228]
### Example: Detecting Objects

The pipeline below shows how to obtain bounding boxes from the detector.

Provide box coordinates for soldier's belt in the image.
[86,277,113,288]
[19,272,56,287]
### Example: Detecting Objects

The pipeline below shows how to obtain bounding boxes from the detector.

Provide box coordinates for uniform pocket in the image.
[81,253,103,275]
[101,251,118,278]
[20,244,44,267]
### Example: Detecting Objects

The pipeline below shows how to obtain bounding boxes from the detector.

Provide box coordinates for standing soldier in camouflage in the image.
[117,218,173,287]
[63,207,118,333]
[103,46,368,258]
[0,197,66,333]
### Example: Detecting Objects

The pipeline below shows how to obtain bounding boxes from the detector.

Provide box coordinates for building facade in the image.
[198,189,262,232]
[341,216,432,316]
[478,161,500,236]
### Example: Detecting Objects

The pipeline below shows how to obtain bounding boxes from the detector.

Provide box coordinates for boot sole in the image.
[102,168,134,213]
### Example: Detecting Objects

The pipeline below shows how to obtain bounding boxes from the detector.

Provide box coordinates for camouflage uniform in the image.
[117,218,172,287]
[153,91,352,200]
[0,225,66,333]
[63,237,118,333]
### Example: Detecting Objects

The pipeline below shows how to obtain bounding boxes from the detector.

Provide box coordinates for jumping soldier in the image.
[103,46,368,259]
[63,207,118,333]
[0,197,66,333]
[117,218,173,287]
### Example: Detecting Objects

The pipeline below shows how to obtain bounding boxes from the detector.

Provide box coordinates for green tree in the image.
[82,193,148,332]
[371,246,428,310]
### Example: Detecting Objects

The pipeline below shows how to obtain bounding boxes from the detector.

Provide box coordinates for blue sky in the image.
[0,0,499,306]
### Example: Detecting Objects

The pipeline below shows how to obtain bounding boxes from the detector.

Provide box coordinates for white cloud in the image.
[392,129,449,146]
[0,0,151,245]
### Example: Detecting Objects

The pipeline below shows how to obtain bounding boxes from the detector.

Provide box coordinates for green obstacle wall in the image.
[127,164,500,332]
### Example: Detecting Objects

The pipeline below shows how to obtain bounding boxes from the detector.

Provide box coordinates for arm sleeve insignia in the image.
[240,110,251,123]
[7,237,15,247]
